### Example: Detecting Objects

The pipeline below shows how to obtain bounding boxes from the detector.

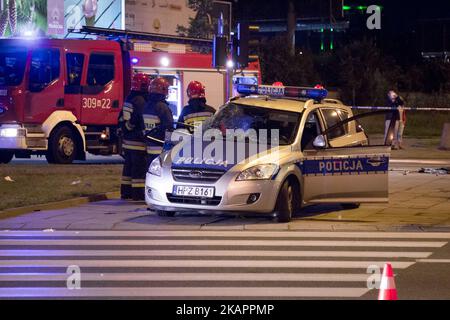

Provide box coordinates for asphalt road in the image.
[0,230,449,299]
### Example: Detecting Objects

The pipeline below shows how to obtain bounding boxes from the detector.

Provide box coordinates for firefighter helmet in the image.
[149,77,170,96]
[272,81,284,87]
[131,73,151,92]
[187,81,206,99]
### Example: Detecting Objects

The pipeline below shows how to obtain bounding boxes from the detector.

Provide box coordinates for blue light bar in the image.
[236,84,328,100]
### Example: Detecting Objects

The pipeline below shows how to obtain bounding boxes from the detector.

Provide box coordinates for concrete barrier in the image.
[439,123,450,150]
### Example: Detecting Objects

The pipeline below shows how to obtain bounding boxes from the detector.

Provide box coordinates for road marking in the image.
[1,230,450,239]
[0,250,433,258]
[0,259,415,269]
[0,287,370,298]
[0,239,445,247]
[0,272,370,282]
[416,259,450,263]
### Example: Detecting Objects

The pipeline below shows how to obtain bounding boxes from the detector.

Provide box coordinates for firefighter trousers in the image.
[121,149,148,201]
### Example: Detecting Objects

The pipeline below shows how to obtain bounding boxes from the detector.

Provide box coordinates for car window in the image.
[87,53,114,86]
[0,46,27,86]
[321,108,347,139]
[301,111,322,150]
[66,53,84,86]
[29,48,60,92]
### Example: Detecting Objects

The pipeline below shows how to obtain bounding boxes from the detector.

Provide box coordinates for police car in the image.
[145,84,393,222]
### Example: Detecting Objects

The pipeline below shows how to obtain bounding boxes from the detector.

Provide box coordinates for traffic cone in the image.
[378,263,397,300]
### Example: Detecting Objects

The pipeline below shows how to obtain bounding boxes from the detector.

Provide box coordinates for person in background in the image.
[177,81,215,133]
[384,90,405,150]
[118,73,150,201]
[397,104,407,149]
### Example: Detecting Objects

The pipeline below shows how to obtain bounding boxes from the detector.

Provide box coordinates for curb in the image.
[0,191,120,220]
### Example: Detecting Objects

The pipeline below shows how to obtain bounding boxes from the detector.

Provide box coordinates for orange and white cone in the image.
[378,263,397,300]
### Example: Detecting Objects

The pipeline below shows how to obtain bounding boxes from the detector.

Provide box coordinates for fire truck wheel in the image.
[0,151,14,164]
[157,210,176,217]
[46,126,77,164]
[274,178,300,223]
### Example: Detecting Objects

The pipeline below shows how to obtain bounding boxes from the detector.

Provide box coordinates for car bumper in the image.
[145,169,281,214]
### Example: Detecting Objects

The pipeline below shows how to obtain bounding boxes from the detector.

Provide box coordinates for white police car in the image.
[145,84,393,222]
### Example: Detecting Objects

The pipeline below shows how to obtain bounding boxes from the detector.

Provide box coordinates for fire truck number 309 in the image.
[82,98,112,109]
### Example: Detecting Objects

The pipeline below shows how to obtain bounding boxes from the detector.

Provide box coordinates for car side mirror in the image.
[313,135,326,149]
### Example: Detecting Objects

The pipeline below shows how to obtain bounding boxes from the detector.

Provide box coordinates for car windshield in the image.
[0,46,27,86]
[203,103,301,145]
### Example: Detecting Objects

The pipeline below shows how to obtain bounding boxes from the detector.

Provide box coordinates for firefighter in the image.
[177,81,215,133]
[118,73,150,201]
[143,77,174,165]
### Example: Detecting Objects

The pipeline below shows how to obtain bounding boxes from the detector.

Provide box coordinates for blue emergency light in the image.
[236,84,328,100]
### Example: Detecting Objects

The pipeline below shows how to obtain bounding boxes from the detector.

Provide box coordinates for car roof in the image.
[231,96,308,113]
[231,96,352,114]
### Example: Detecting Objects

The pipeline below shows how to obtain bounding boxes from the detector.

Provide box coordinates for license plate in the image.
[173,185,215,198]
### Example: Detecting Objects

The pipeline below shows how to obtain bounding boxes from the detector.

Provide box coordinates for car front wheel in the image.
[274,178,300,223]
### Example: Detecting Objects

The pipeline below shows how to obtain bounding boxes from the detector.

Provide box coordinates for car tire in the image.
[157,210,176,217]
[0,151,14,164]
[341,203,360,210]
[46,126,77,164]
[274,178,300,223]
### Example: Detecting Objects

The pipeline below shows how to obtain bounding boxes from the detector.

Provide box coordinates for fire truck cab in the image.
[0,33,260,164]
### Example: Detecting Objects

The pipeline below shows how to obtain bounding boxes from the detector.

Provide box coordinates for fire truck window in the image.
[321,108,347,140]
[66,53,84,86]
[0,46,27,86]
[29,49,60,92]
[87,54,114,86]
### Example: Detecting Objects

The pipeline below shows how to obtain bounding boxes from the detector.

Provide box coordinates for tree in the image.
[259,36,319,86]
[176,0,215,39]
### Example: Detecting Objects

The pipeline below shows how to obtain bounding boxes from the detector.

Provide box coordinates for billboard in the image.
[0,0,48,37]
[125,0,231,38]
[64,0,124,38]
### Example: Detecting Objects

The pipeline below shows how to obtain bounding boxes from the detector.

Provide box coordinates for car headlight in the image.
[0,127,26,138]
[148,157,162,176]
[236,164,279,181]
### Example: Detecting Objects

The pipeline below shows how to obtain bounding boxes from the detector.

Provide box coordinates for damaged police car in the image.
[145,84,394,222]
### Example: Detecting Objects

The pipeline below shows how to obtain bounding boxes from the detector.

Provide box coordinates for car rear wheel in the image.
[274,178,300,223]
[46,126,77,164]
[157,210,176,217]
[0,151,14,164]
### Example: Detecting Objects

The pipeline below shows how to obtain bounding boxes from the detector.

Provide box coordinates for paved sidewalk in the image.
[0,171,448,231]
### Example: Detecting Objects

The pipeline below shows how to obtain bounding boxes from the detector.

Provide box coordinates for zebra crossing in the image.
[0,230,448,299]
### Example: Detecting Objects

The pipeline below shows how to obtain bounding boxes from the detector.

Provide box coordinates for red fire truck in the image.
[0,28,260,164]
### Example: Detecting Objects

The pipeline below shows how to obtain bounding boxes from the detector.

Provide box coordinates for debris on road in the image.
[418,168,450,175]
[70,180,82,185]
[4,176,14,182]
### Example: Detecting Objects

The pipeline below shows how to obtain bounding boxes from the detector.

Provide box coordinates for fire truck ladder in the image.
[68,26,213,48]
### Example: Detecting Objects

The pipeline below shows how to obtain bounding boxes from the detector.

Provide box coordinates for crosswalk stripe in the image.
[2,230,450,239]
[0,259,415,269]
[0,273,370,282]
[0,230,445,299]
[0,239,445,247]
[0,250,433,258]
[0,287,370,298]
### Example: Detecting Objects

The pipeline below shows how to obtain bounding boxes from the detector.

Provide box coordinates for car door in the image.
[301,110,395,204]
[80,52,121,125]
[25,47,64,123]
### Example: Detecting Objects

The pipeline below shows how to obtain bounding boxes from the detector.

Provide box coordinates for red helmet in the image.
[149,77,170,96]
[272,81,284,87]
[131,73,151,92]
[187,81,206,99]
